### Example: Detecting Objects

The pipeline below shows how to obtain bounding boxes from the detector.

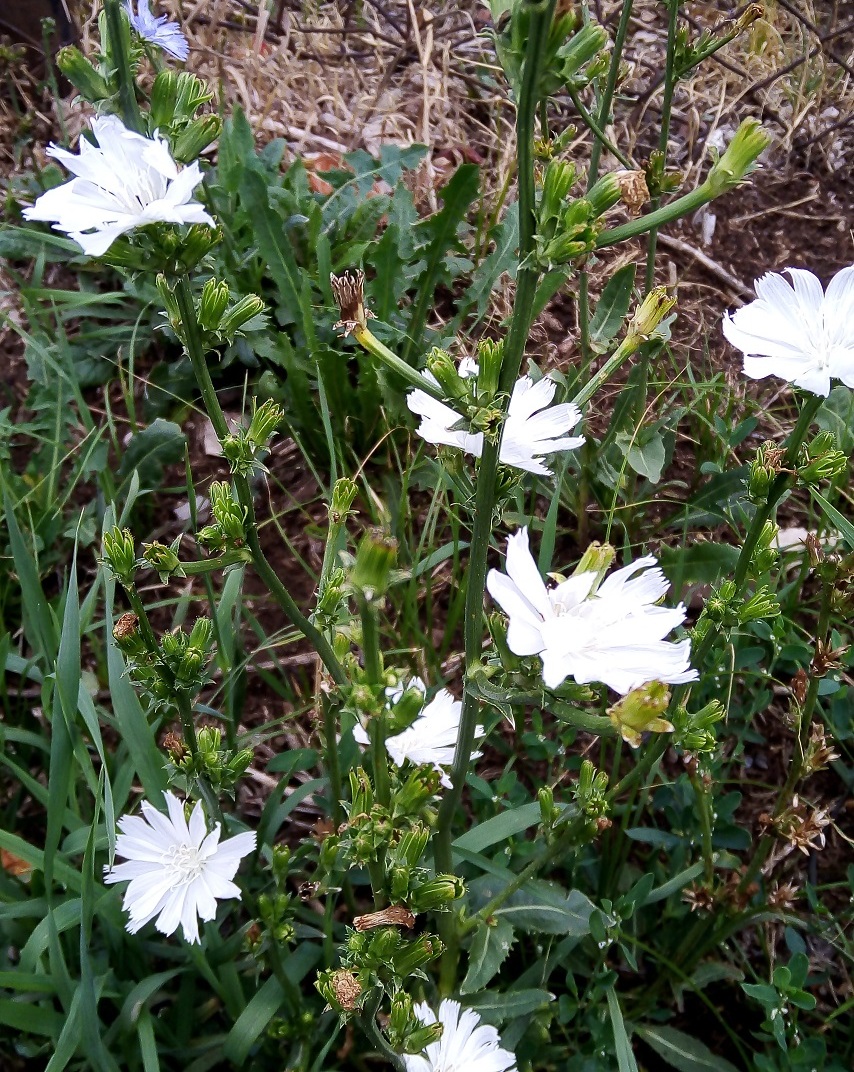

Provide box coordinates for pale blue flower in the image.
[124,0,190,61]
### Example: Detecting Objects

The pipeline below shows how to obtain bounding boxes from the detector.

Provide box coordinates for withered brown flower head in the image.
[804,722,840,775]
[811,639,848,677]
[113,611,139,643]
[330,269,375,336]
[329,969,363,1012]
[162,731,186,760]
[683,884,715,913]
[774,795,832,856]
[614,169,650,216]
[353,905,416,931]
[767,882,800,912]
[790,668,809,707]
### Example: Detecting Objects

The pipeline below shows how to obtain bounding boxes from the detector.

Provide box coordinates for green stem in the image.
[176,694,225,825]
[578,0,634,366]
[571,335,639,409]
[433,0,555,994]
[172,278,347,688]
[595,179,727,249]
[181,552,249,575]
[690,772,715,883]
[643,0,681,294]
[320,691,343,830]
[568,88,634,170]
[358,990,405,1072]
[104,0,143,132]
[355,325,444,401]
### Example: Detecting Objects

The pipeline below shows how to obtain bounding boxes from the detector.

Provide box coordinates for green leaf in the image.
[457,204,519,324]
[118,419,186,487]
[810,488,854,549]
[453,801,545,854]
[461,917,515,994]
[637,1025,741,1072]
[606,987,638,1072]
[403,163,480,361]
[224,976,284,1064]
[615,426,666,483]
[2,486,58,662]
[589,263,637,352]
[240,169,303,326]
[470,876,596,936]
[464,988,553,1025]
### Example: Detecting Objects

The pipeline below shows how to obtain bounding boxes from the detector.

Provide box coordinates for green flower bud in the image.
[572,541,616,589]
[103,527,137,587]
[393,824,431,871]
[219,294,267,338]
[175,72,214,116]
[739,585,780,623]
[707,118,771,196]
[574,758,610,819]
[197,525,225,553]
[608,681,674,748]
[540,159,576,223]
[329,477,358,523]
[150,69,179,128]
[351,529,398,601]
[475,338,504,400]
[173,115,222,164]
[586,172,622,217]
[425,348,469,404]
[389,991,444,1053]
[247,399,284,450]
[188,616,214,654]
[538,785,560,829]
[177,224,222,272]
[209,481,246,544]
[228,748,254,778]
[198,278,230,330]
[394,933,444,976]
[197,726,222,755]
[56,46,112,102]
[142,537,184,584]
[407,875,465,913]
[558,21,609,88]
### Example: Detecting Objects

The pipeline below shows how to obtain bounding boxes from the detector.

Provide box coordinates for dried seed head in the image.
[804,722,840,775]
[162,731,186,760]
[329,969,363,1011]
[811,639,847,677]
[774,795,832,856]
[353,905,416,931]
[614,169,649,216]
[683,884,714,913]
[805,532,824,566]
[113,611,139,643]
[767,881,799,912]
[790,668,809,707]
[330,269,375,336]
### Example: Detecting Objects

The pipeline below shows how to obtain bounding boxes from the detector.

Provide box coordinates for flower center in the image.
[162,842,204,887]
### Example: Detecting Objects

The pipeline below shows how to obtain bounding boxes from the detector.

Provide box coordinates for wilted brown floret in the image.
[353,905,416,931]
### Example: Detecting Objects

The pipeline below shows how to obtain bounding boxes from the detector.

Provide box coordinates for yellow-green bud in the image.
[219,294,266,338]
[198,278,230,330]
[425,348,469,404]
[627,287,677,343]
[142,538,184,584]
[351,529,398,601]
[173,116,221,164]
[586,172,622,217]
[476,338,504,399]
[329,477,358,523]
[247,399,284,450]
[150,69,179,128]
[103,527,137,587]
[572,541,616,589]
[707,118,770,195]
[407,875,465,913]
[175,72,214,115]
[608,681,674,748]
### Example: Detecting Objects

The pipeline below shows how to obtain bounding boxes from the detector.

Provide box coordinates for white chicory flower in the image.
[23,115,214,256]
[486,527,698,695]
[722,265,854,397]
[104,790,255,944]
[124,0,190,60]
[407,361,584,476]
[353,677,482,788]
[402,998,517,1072]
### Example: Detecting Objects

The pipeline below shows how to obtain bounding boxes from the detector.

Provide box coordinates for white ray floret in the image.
[722,265,854,396]
[407,361,584,476]
[353,678,482,788]
[124,0,189,60]
[486,527,698,695]
[23,116,214,256]
[402,998,517,1072]
[104,791,255,944]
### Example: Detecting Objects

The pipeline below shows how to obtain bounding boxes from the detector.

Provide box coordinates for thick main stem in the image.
[432,3,556,993]
[104,0,143,132]
[173,279,347,688]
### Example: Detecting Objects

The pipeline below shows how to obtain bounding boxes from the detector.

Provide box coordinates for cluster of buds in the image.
[197,481,251,555]
[573,759,610,838]
[114,614,216,712]
[752,520,779,576]
[673,5,763,81]
[103,527,138,588]
[694,575,779,641]
[344,927,443,994]
[607,681,673,748]
[797,430,848,487]
[671,699,725,759]
[536,159,624,268]
[385,824,464,912]
[334,769,394,869]
[156,274,265,347]
[217,399,286,478]
[142,536,186,584]
[168,726,253,796]
[388,992,445,1055]
[748,441,787,503]
[149,71,220,163]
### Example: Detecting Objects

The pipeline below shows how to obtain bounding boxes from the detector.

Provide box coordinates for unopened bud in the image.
[329,478,358,524]
[628,287,677,342]
[198,278,230,330]
[351,529,397,601]
[220,294,266,338]
[103,527,137,587]
[707,118,770,195]
[425,348,470,403]
[407,875,465,913]
[572,541,616,589]
[586,172,622,217]
[56,46,111,102]
[150,69,179,128]
[608,681,673,747]
[173,116,222,164]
